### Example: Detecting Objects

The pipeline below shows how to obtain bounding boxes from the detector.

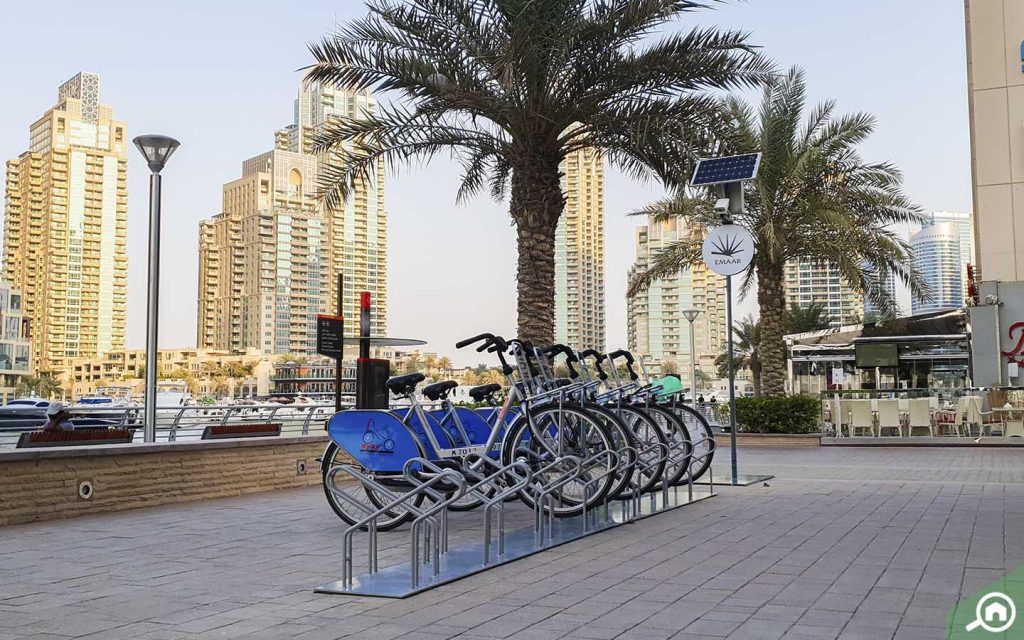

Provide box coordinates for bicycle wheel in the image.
[580,402,637,499]
[321,442,421,531]
[500,402,616,518]
[606,404,668,495]
[639,404,692,487]
[666,402,716,482]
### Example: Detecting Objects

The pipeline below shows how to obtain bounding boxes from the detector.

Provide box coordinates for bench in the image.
[200,423,283,440]
[16,429,136,448]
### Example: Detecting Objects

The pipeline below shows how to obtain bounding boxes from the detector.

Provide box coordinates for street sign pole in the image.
[726,274,738,485]
[701,212,755,488]
[335,274,344,413]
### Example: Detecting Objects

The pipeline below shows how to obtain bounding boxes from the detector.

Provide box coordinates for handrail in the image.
[0,401,357,448]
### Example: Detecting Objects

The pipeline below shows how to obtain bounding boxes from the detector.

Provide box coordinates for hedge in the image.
[734,396,821,434]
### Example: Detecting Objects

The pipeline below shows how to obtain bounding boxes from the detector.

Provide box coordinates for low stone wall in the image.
[730,433,820,447]
[0,435,334,526]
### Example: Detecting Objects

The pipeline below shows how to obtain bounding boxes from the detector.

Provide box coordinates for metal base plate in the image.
[694,473,774,487]
[315,486,716,598]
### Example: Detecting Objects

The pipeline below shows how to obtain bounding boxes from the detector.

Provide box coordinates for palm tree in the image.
[437,356,453,378]
[630,67,926,396]
[422,355,437,377]
[16,372,63,399]
[714,317,761,395]
[306,1,772,345]
[403,352,422,375]
[784,302,833,334]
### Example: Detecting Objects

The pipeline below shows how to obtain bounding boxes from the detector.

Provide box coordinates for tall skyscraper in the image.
[3,72,128,372]
[929,211,974,298]
[784,260,864,327]
[277,80,388,325]
[911,222,964,313]
[198,79,386,354]
[627,217,727,382]
[554,147,605,351]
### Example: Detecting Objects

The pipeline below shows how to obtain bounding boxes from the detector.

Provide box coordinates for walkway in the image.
[1,447,1021,639]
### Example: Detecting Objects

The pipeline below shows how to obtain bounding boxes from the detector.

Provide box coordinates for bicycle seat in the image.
[469,383,502,401]
[386,372,425,396]
[422,380,458,401]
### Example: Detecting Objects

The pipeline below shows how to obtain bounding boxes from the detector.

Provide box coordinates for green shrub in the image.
[734,396,820,434]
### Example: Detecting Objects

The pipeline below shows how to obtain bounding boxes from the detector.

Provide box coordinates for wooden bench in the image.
[16,429,136,448]
[200,423,282,440]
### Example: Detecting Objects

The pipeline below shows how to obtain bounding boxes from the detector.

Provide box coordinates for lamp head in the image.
[681,309,701,323]
[133,135,180,174]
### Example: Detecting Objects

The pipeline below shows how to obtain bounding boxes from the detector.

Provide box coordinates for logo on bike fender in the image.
[360,418,395,455]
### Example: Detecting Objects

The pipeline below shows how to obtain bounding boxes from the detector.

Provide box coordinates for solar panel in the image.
[690,153,762,187]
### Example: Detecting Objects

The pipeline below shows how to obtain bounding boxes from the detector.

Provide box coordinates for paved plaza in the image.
[1,446,1022,639]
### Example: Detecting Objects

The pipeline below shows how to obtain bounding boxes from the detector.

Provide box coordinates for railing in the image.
[0,400,355,449]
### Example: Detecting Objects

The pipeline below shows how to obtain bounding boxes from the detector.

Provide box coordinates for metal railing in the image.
[0,400,354,449]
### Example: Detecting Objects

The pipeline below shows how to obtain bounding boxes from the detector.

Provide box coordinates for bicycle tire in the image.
[602,404,668,495]
[579,402,638,499]
[500,402,616,517]
[321,442,422,531]
[665,402,716,482]
[637,403,692,487]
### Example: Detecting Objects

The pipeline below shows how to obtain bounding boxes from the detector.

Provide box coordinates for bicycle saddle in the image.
[386,372,425,396]
[422,380,458,401]
[469,383,501,402]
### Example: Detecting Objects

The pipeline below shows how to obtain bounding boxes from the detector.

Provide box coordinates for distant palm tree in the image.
[715,317,761,396]
[784,302,833,334]
[630,67,926,396]
[422,355,437,377]
[403,353,422,375]
[306,0,772,345]
[436,356,453,377]
[16,372,62,399]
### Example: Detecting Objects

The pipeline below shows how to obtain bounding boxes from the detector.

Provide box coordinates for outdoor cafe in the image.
[784,309,1024,439]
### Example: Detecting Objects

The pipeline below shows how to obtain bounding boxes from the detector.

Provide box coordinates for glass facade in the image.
[911,222,963,313]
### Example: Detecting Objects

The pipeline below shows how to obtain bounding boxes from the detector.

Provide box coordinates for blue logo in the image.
[360,418,395,454]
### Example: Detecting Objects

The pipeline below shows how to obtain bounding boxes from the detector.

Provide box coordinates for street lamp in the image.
[681,309,701,403]
[133,135,179,443]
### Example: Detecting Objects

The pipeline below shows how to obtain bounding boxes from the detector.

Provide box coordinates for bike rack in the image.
[316,432,717,598]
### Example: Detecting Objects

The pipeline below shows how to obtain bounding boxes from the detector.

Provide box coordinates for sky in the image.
[0,0,972,367]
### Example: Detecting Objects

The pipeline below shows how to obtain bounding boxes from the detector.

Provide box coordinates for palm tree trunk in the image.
[757,260,787,397]
[510,158,564,345]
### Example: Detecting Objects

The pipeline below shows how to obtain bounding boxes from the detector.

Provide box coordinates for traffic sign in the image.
[702,225,755,276]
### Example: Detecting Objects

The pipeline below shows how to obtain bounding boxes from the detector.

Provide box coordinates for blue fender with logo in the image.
[328,410,425,473]
[394,407,452,459]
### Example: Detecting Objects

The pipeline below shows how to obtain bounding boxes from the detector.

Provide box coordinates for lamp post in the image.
[681,309,701,402]
[133,135,180,443]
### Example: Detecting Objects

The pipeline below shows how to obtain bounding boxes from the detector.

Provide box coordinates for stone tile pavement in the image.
[1,447,1022,639]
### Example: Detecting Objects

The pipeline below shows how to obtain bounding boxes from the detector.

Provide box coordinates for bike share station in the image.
[314,155,769,599]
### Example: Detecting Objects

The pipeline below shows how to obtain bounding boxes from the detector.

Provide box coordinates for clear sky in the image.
[0,0,971,367]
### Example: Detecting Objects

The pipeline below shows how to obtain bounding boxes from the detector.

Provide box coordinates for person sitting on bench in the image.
[41,402,74,433]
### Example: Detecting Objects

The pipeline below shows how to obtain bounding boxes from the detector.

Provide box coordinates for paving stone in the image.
[2,447,1021,639]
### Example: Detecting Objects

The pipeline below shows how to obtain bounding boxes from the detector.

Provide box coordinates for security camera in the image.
[714,198,730,213]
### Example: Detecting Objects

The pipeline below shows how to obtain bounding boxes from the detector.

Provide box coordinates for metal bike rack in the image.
[323,464,455,590]
[316,437,717,599]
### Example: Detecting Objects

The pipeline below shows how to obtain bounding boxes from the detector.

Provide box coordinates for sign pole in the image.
[726,274,738,485]
[335,274,344,413]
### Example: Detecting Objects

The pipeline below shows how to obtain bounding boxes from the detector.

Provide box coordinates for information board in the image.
[316,314,344,359]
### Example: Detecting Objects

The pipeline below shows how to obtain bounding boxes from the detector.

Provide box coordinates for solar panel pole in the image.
[726,273,738,485]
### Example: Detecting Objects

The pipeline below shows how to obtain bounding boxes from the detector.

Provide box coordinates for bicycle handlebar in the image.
[608,349,640,381]
[579,349,606,363]
[608,349,634,365]
[456,333,493,349]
